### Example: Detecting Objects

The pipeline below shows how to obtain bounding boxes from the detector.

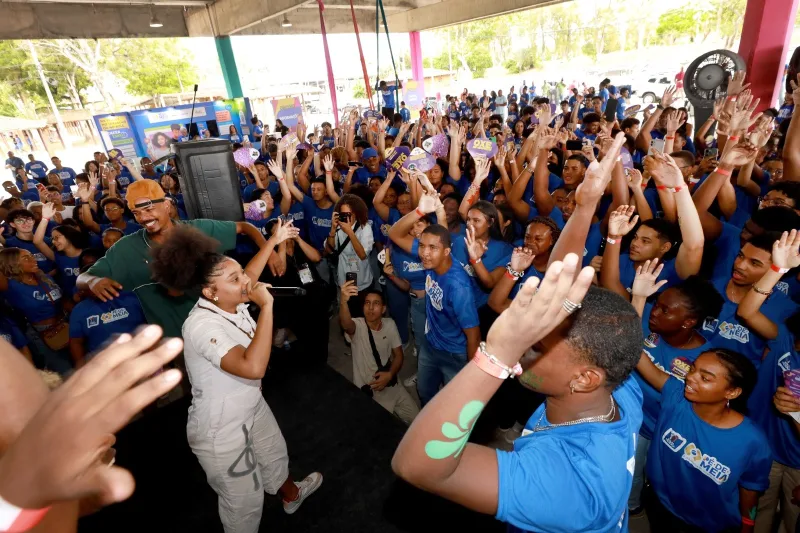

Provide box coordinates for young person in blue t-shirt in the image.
[377,80,401,120]
[389,193,480,405]
[0,247,71,374]
[68,248,147,367]
[4,208,56,276]
[0,315,32,362]
[24,154,48,179]
[627,266,724,514]
[32,204,87,301]
[49,155,76,187]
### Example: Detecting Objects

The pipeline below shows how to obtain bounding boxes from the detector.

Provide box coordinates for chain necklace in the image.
[533,396,616,432]
[201,303,255,339]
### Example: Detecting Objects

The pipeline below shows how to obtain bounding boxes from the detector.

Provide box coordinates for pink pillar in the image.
[409,31,425,102]
[738,0,800,111]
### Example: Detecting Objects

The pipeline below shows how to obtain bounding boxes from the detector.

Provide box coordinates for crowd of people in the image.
[2,67,800,533]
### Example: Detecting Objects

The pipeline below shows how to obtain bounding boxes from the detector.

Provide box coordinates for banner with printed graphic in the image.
[271,97,304,133]
[95,114,140,160]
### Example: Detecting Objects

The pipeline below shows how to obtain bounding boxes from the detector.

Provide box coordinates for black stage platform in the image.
[79,350,505,533]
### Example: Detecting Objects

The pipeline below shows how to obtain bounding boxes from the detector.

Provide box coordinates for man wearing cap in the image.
[352,147,387,187]
[75,180,268,339]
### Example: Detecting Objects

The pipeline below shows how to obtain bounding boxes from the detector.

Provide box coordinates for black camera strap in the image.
[334,222,360,257]
[366,322,397,386]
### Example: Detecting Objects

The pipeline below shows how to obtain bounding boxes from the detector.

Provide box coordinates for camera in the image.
[339,212,352,223]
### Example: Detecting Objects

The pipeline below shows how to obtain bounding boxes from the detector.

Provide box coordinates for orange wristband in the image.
[716,167,732,177]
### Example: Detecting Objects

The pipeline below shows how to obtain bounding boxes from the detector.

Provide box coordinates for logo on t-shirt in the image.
[425,275,444,311]
[682,442,731,485]
[63,267,80,277]
[717,321,750,344]
[403,261,423,273]
[101,308,130,324]
[662,428,687,451]
[670,357,692,380]
[381,223,390,237]
[87,315,100,328]
[776,281,789,295]
[778,352,792,373]
[33,288,61,301]
[311,216,332,228]
[644,333,660,348]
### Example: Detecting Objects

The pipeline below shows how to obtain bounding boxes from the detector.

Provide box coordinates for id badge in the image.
[298,263,314,285]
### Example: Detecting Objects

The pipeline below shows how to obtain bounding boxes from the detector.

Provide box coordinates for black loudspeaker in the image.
[173,139,244,221]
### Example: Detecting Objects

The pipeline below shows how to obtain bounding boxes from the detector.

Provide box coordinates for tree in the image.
[655,8,698,45]
[108,39,197,96]
[352,81,366,99]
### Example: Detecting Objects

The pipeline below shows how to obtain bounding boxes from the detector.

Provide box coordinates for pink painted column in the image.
[408,31,425,103]
[737,0,800,111]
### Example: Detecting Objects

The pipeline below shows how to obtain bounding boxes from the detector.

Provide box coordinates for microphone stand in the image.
[187,84,199,139]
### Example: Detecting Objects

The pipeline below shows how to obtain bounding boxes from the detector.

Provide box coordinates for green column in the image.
[215,36,243,98]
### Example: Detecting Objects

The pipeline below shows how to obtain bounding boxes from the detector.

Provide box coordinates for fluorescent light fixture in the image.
[149,5,163,28]
[281,14,292,27]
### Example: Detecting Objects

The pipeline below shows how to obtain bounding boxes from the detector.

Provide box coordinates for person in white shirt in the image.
[494,89,508,120]
[340,281,419,424]
[149,220,322,533]
[327,194,374,317]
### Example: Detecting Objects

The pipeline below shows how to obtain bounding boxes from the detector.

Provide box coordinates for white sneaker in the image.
[403,374,418,387]
[283,472,323,515]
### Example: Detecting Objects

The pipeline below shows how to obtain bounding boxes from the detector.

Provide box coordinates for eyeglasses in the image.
[759,196,790,207]
[104,206,122,212]
[13,218,33,225]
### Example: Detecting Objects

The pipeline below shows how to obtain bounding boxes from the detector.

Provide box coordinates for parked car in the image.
[631,74,673,104]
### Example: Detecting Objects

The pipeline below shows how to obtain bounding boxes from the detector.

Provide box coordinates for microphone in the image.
[267,286,307,297]
[187,84,199,139]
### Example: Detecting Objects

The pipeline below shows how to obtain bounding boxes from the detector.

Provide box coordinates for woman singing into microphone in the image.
[149,220,322,533]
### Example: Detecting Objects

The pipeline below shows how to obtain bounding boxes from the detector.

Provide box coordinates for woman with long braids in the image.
[632,260,771,533]
[149,220,322,533]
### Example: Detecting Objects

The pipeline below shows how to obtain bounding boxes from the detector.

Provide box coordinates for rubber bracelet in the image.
[0,495,51,533]
[472,342,523,379]
[727,136,739,142]
[504,270,518,280]
[606,237,617,245]
[415,208,425,217]
[715,167,732,176]
[656,185,683,193]
[665,135,675,140]
[728,95,738,102]
[741,517,755,526]
[469,257,482,265]
[771,264,790,274]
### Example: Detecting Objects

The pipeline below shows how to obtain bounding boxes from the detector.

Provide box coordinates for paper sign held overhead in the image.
[466,138,498,159]
[384,146,411,171]
[403,147,436,172]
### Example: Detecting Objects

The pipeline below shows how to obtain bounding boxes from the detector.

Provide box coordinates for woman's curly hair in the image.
[149,226,227,292]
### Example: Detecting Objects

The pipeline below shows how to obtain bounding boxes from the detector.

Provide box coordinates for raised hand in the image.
[772,230,800,270]
[266,160,283,181]
[664,109,686,133]
[323,154,335,172]
[729,93,761,133]
[465,226,488,261]
[485,253,595,365]
[626,168,644,191]
[719,140,758,167]
[712,96,725,121]
[631,258,667,298]
[648,151,685,188]
[608,205,639,237]
[575,132,625,207]
[417,192,439,214]
[272,218,300,244]
[660,85,677,108]
[473,156,492,185]
[0,326,182,511]
[41,202,56,220]
[510,247,535,271]
[581,143,596,162]
[494,144,507,168]
[246,281,274,309]
[727,70,750,97]
[285,144,298,163]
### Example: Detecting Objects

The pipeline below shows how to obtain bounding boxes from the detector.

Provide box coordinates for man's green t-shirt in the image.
[87,219,237,339]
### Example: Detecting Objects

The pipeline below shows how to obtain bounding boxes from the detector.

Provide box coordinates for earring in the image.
[213,296,218,302]
[570,384,575,394]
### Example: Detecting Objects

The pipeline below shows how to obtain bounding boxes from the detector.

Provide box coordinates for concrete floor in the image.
[322,310,653,533]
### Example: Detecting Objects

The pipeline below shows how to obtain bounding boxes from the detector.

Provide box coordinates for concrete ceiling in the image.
[0,0,561,39]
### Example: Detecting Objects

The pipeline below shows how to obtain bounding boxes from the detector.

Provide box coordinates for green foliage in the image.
[107,39,196,96]
[352,81,366,99]
[656,8,698,45]
[466,48,493,78]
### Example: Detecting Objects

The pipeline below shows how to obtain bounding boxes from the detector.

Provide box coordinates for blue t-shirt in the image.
[0,317,27,349]
[3,277,62,323]
[450,236,513,308]
[618,253,680,295]
[497,377,642,533]
[300,195,334,250]
[242,180,279,203]
[599,87,609,106]
[54,167,76,187]
[396,240,426,290]
[748,326,800,468]
[423,261,479,354]
[704,275,798,368]
[54,253,81,297]
[710,222,743,282]
[400,107,411,122]
[353,165,387,187]
[381,86,397,109]
[24,161,48,178]
[511,265,545,299]
[646,377,772,532]
[69,292,147,353]
[370,207,400,247]
[4,235,56,274]
[636,303,711,439]
[583,223,602,268]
